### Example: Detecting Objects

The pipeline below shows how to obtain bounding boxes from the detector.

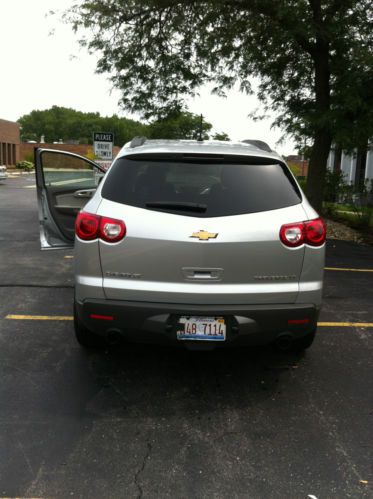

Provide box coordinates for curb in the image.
[7,171,35,176]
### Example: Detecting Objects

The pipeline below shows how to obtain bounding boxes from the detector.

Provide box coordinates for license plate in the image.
[177,316,226,341]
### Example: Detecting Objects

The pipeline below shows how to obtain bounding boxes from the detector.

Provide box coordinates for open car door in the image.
[35,148,105,250]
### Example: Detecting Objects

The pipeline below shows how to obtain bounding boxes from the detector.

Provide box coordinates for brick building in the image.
[0,119,20,166]
[286,155,309,177]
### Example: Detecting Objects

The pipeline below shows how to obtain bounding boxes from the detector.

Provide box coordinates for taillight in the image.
[279,222,304,247]
[280,218,326,248]
[75,212,100,241]
[75,212,126,243]
[99,216,126,243]
[304,218,326,246]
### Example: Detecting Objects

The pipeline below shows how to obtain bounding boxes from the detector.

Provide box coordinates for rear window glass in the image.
[101,156,301,217]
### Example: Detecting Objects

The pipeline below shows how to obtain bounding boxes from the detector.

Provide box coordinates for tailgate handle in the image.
[194,271,212,279]
[182,268,223,281]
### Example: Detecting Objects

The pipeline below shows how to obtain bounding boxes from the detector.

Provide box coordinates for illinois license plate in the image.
[177,316,226,341]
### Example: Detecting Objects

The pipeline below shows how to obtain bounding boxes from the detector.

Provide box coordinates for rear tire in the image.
[74,304,106,348]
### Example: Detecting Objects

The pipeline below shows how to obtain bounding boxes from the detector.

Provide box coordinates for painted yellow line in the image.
[4,315,373,328]
[318,322,373,327]
[5,315,73,321]
[325,267,373,273]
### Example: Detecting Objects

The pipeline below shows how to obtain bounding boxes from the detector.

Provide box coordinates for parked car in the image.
[35,139,325,351]
[0,165,8,182]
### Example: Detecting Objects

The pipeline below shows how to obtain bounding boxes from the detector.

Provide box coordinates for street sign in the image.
[95,160,112,172]
[93,132,114,160]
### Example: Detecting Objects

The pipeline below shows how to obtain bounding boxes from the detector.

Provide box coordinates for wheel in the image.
[291,329,316,352]
[74,304,106,348]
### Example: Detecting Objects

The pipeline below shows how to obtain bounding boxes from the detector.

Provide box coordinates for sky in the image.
[1,0,297,155]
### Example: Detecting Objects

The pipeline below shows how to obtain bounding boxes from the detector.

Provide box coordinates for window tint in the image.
[102,157,301,217]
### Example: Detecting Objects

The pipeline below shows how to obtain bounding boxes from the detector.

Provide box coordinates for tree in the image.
[212,132,230,141]
[63,0,373,210]
[18,106,146,145]
[19,106,226,144]
[147,112,212,140]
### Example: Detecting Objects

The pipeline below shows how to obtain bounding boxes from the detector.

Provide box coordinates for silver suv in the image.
[35,139,325,351]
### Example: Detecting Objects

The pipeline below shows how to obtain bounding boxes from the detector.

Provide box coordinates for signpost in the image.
[93,132,114,160]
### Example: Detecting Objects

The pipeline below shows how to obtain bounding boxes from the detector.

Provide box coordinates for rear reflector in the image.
[90,314,114,321]
[288,318,310,325]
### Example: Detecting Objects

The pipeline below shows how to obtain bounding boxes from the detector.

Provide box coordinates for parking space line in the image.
[4,315,373,327]
[5,315,73,321]
[57,265,371,269]
[325,267,373,273]
[318,322,373,327]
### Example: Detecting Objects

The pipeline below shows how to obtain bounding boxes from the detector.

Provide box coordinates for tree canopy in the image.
[147,112,212,140]
[18,106,226,144]
[63,0,373,210]
[18,106,146,145]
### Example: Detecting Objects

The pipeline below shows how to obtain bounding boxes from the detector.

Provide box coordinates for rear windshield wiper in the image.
[146,201,207,212]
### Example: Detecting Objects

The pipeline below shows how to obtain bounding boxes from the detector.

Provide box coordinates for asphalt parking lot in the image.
[0,173,372,498]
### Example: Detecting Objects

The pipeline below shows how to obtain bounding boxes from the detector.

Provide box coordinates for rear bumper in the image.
[76,299,320,348]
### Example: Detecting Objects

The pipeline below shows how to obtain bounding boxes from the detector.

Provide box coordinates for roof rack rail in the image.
[242,139,272,152]
[130,136,147,148]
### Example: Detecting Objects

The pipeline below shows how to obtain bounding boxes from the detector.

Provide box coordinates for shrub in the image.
[324,170,348,202]
[16,160,34,171]
[335,206,373,229]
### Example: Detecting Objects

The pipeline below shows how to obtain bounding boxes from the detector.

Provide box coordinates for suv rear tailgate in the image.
[98,200,307,305]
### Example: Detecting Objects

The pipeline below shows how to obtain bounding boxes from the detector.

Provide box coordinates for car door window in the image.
[41,151,99,189]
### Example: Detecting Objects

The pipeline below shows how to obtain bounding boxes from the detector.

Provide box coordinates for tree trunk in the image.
[306,130,332,212]
[306,27,332,212]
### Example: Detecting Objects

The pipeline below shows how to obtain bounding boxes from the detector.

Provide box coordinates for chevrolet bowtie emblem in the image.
[190,230,218,241]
